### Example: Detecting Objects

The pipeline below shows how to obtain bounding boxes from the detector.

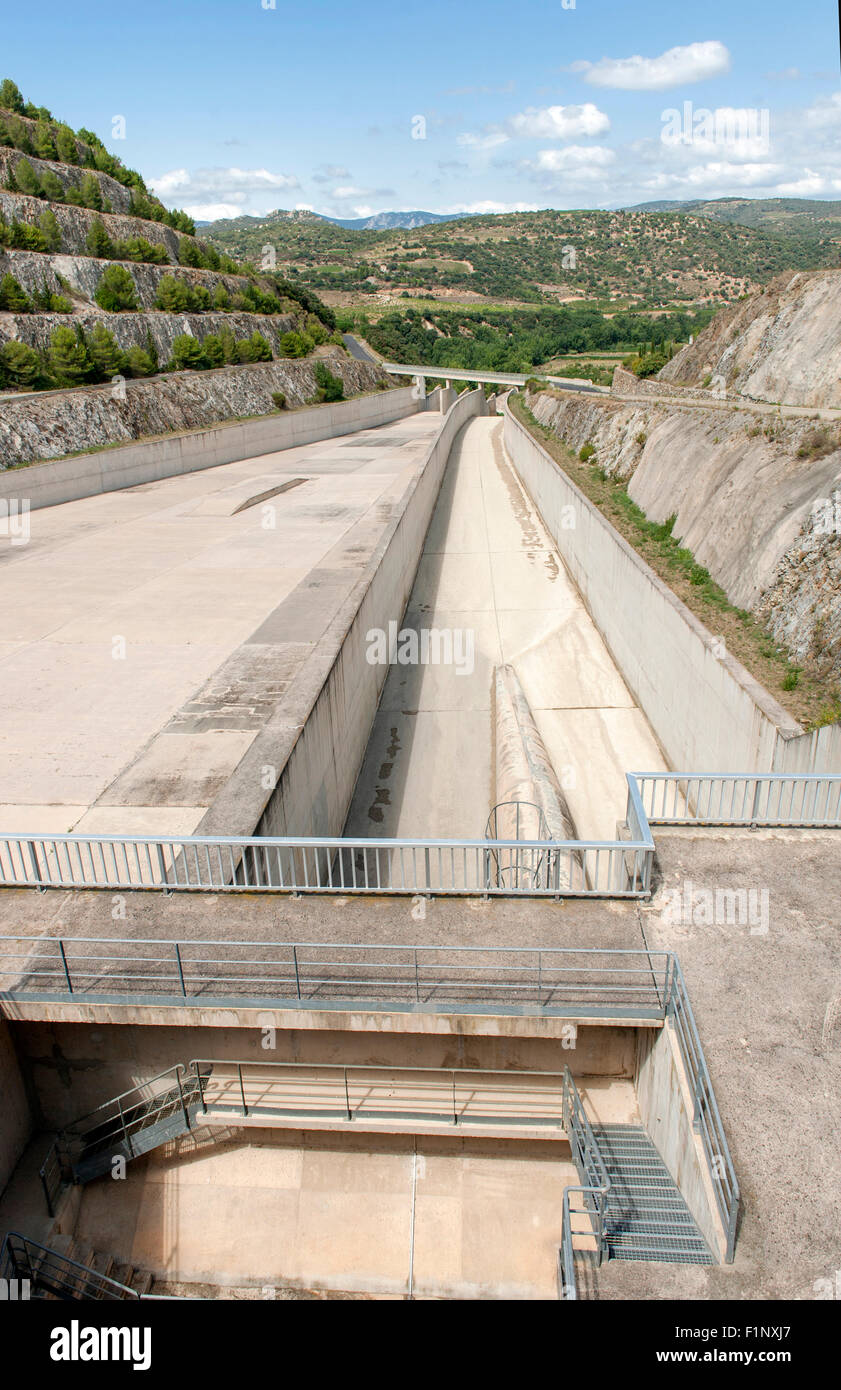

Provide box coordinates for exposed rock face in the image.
[0,248,252,308]
[658,270,841,409]
[0,191,183,259]
[525,388,841,681]
[0,355,391,467]
[0,305,297,361]
[0,149,134,213]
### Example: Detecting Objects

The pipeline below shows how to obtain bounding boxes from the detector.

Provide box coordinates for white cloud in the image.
[532,145,616,172]
[509,103,610,139]
[572,41,731,91]
[442,199,541,214]
[774,169,827,195]
[179,202,250,222]
[150,166,301,208]
[457,130,510,149]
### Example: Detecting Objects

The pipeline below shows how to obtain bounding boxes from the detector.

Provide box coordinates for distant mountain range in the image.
[197,209,469,232]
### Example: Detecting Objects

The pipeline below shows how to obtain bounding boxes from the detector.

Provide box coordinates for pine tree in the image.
[212,283,230,311]
[178,237,202,268]
[0,79,25,114]
[33,121,56,160]
[126,344,155,377]
[48,324,91,386]
[86,218,114,259]
[94,264,138,312]
[38,207,62,252]
[38,168,65,202]
[0,340,40,388]
[170,333,205,370]
[78,171,102,211]
[0,273,31,312]
[54,124,78,163]
[200,334,225,367]
[11,157,41,197]
[87,323,126,379]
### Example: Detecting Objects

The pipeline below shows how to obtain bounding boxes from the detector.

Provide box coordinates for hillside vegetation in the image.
[0,78,345,399]
[206,205,838,309]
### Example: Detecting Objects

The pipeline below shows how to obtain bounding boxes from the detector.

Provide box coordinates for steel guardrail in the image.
[0,828,653,897]
[634,771,841,828]
[0,938,673,1018]
[665,957,740,1262]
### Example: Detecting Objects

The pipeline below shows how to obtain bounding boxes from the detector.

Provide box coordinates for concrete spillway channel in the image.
[344,415,666,857]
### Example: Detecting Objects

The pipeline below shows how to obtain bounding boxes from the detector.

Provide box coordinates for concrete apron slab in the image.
[71,1128,581,1299]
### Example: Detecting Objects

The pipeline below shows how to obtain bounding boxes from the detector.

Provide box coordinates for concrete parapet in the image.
[502,397,837,774]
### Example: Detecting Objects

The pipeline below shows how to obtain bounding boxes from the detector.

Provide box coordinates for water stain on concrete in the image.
[367,727,401,823]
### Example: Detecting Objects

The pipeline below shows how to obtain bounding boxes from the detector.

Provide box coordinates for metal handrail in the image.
[0,1232,140,1301]
[665,957,740,1261]
[634,771,841,828]
[559,1068,612,1300]
[0,936,673,1018]
[189,1057,569,1129]
[62,1064,193,1160]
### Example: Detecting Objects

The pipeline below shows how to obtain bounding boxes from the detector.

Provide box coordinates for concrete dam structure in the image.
[1,379,839,1304]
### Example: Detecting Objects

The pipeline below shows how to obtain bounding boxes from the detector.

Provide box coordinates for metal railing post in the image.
[344,1067,351,1121]
[57,939,73,994]
[116,1094,132,1158]
[26,839,46,892]
[452,1072,458,1126]
[292,946,301,1000]
[156,843,171,896]
[174,943,187,998]
[414,950,420,1002]
[238,1064,247,1116]
[175,1067,190,1130]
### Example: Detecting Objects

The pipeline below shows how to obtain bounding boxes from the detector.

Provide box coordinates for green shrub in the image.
[279,330,312,358]
[170,333,205,370]
[271,391,287,410]
[94,264,138,312]
[48,324,91,385]
[126,344,156,377]
[10,156,40,196]
[0,79,26,115]
[312,361,344,402]
[0,272,31,312]
[38,207,62,251]
[0,339,40,388]
[578,442,596,462]
[78,171,103,210]
[86,217,114,259]
[87,323,126,378]
[200,334,225,367]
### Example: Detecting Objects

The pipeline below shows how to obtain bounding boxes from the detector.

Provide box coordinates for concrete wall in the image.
[0,386,419,512]
[503,399,840,774]
[635,1024,727,1260]
[0,1019,32,1195]
[253,388,484,841]
[14,1019,638,1129]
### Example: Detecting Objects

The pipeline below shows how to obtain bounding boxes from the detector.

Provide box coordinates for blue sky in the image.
[3,0,840,218]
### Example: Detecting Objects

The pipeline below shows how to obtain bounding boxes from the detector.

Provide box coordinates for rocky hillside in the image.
[0,78,389,448]
[658,270,841,409]
[0,354,389,467]
[522,271,841,693]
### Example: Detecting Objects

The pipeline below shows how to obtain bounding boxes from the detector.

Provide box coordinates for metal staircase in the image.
[593,1124,714,1265]
[560,1071,714,1298]
[62,1064,206,1184]
[0,1232,145,1300]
